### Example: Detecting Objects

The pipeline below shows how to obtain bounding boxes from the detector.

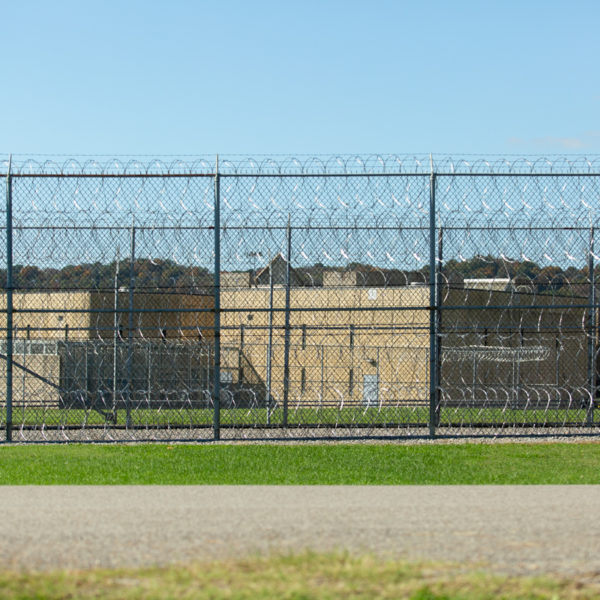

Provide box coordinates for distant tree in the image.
[0,256,591,295]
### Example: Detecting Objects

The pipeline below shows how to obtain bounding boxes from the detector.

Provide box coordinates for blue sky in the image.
[2,0,599,157]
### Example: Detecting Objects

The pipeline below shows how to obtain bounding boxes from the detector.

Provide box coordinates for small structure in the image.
[254,253,306,287]
[0,290,214,410]
[463,278,510,291]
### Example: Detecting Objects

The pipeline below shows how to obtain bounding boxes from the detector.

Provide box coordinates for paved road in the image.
[1,486,599,578]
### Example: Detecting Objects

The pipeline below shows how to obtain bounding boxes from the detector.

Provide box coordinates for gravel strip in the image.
[4,425,600,444]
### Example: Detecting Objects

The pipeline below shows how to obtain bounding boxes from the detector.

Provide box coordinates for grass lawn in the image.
[0,553,597,599]
[2,444,599,598]
[0,442,599,485]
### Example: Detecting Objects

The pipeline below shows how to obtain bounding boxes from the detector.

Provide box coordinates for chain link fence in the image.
[1,154,600,442]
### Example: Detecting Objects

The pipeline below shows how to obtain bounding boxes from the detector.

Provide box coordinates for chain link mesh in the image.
[1,154,600,441]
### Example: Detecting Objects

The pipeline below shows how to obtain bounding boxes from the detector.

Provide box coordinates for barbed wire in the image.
[1,154,599,442]
[3,154,600,176]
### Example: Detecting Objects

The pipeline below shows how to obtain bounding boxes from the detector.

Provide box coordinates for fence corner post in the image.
[428,155,438,438]
[213,155,221,441]
[5,155,12,443]
[282,216,292,427]
[126,219,135,430]
[587,225,596,427]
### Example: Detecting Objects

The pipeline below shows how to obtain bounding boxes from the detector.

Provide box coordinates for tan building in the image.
[0,272,593,413]
[440,287,590,408]
[0,290,213,410]
[0,290,213,341]
[220,268,592,411]
[221,281,430,409]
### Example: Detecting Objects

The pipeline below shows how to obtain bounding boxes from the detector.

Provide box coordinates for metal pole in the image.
[376,347,380,407]
[435,226,443,427]
[472,357,477,405]
[126,220,135,429]
[5,155,13,442]
[266,252,274,423]
[511,360,516,410]
[320,346,324,408]
[212,156,221,440]
[147,346,151,407]
[555,337,560,387]
[282,217,292,427]
[239,324,244,383]
[428,156,437,438]
[112,246,120,424]
[588,226,596,426]
[516,356,521,410]
[84,340,89,413]
[24,326,30,421]
[21,327,25,419]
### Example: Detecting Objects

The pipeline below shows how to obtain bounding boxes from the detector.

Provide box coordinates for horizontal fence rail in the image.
[2,154,600,442]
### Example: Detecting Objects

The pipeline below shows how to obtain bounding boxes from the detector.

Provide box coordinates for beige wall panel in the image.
[0,292,92,340]
[1,291,215,342]
[90,291,214,341]
[220,287,430,407]
[0,355,61,408]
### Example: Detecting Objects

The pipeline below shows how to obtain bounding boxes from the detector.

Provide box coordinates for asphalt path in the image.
[1,486,599,579]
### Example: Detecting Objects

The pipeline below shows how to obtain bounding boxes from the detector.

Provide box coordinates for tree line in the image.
[0,255,593,294]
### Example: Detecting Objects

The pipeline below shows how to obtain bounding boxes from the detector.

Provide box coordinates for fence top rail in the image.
[7,172,600,179]
[4,154,600,177]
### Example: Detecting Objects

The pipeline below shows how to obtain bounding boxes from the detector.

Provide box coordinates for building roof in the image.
[254,253,306,286]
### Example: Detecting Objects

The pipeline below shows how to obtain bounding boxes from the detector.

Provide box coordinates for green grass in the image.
[4,405,591,428]
[0,553,597,599]
[1,442,599,485]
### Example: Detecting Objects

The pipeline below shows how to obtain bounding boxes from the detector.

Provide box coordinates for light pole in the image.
[247,251,263,285]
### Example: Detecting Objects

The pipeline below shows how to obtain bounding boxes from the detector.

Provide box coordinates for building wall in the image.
[0,286,592,410]
[221,286,430,407]
[0,291,214,408]
[222,272,251,289]
[90,291,214,341]
[441,288,590,405]
[0,291,93,340]
[221,284,591,409]
[0,290,215,341]
[322,270,358,287]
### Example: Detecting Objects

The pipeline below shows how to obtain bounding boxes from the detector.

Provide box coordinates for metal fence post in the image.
[320,345,324,408]
[112,246,120,424]
[435,226,443,427]
[238,324,245,383]
[282,217,292,427]
[428,157,438,438]
[266,251,274,424]
[126,220,135,429]
[213,156,221,440]
[588,225,596,426]
[5,156,13,443]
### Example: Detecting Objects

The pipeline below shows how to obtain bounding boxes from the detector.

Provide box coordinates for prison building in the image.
[0,290,214,341]
[440,287,590,409]
[0,290,214,410]
[220,267,592,411]
[0,270,593,414]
